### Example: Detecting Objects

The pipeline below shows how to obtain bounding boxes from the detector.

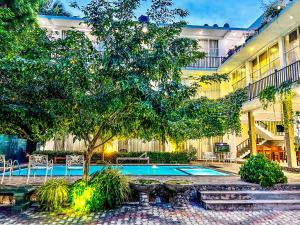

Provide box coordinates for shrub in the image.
[89,168,130,209]
[68,168,130,212]
[69,179,94,213]
[239,154,287,187]
[32,150,197,164]
[113,151,196,164]
[37,178,69,212]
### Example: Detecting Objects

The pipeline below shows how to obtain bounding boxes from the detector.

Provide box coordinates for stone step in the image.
[202,199,300,210]
[197,184,300,191]
[199,190,300,201]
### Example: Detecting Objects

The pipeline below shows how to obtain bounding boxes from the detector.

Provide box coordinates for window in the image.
[231,65,246,90]
[198,39,219,57]
[259,51,268,77]
[269,44,280,72]
[285,28,300,65]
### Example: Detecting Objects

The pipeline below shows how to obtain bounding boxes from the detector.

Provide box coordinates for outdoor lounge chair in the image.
[65,155,84,176]
[27,154,53,184]
[0,155,20,184]
[116,152,150,164]
[203,152,217,162]
[224,153,236,163]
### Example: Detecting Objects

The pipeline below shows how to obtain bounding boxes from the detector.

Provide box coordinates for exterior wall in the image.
[38,10,300,158]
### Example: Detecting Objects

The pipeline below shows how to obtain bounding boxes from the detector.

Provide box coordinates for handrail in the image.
[187,56,225,69]
[247,59,300,101]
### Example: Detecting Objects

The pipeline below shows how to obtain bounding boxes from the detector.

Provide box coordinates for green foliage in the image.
[32,150,196,164]
[69,168,130,213]
[0,0,45,26]
[69,179,94,213]
[37,178,69,212]
[1,0,246,180]
[105,151,197,164]
[262,0,283,22]
[239,154,287,187]
[259,86,276,109]
[89,168,130,209]
[168,89,247,142]
[39,0,71,16]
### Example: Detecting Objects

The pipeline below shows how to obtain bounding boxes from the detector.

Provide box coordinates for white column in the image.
[278,36,287,68]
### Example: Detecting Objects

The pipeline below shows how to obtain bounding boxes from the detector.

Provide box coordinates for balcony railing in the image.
[247,59,300,100]
[187,57,225,69]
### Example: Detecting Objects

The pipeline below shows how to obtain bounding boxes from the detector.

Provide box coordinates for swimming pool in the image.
[8,165,227,176]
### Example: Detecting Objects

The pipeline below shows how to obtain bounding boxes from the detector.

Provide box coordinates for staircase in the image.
[255,121,284,141]
[199,187,300,210]
[237,121,285,159]
[236,135,266,159]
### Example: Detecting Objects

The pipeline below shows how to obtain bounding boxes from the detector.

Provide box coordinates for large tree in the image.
[39,0,71,17]
[61,0,245,179]
[0,0,246,179]
[0,1,67,151]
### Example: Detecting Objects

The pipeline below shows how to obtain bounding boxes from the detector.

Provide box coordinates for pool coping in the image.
[6,163,237,177]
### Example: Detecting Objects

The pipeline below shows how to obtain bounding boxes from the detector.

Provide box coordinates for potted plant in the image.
[130,179,160,207]
[164,180,193,208]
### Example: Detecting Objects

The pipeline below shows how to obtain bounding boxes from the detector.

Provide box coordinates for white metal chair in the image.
[203,152,217,162]
[65,155,84,176]
[27,154,53,184]
[224,153,236,163]
[0,155,20,184]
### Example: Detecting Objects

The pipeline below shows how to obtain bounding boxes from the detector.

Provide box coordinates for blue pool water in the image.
[8,165,227,176]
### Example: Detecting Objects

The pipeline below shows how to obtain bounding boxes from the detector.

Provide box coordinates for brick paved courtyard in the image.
[0,203,300,225]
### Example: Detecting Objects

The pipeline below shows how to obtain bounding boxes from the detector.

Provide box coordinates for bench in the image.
[116,153,150,164]
[116,157,150,164]
[0,186,36,212]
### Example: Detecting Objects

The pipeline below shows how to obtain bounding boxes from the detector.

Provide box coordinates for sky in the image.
[61,0,264,28]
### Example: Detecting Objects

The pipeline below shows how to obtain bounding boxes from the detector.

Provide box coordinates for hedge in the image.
[32,150,197,164]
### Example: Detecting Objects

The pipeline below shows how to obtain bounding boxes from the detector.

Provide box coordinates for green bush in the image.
[239,154,287,187]
[69,179,94,213]
[68,168,130,213]
[89,168,130,209]
[37,179,69,212]
[32,150,197,164]
[112,151,196,164]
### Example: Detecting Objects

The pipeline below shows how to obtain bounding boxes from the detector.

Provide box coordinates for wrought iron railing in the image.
[236,135,265,157]
[247,59,300,100]
[255,121,285,136]
[187,57,225,69]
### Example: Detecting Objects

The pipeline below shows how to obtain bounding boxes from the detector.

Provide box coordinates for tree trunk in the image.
[83,150,92,181]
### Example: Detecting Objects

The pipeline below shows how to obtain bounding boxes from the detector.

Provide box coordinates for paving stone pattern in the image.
[0,202,300,225]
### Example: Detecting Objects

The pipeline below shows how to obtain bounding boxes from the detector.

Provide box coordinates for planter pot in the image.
[130,180,160,207]
[164,181,193,209]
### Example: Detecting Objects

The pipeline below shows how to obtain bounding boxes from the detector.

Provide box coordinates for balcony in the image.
[186,57,225,70]
[247,59,300,100]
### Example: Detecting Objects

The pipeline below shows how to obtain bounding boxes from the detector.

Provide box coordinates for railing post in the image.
[248,84,252,101]
[274,69,278,88]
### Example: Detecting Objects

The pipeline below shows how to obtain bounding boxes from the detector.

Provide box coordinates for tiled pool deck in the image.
[1,203,300,225]
[0,163,299,225]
